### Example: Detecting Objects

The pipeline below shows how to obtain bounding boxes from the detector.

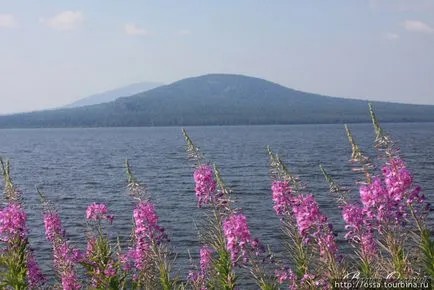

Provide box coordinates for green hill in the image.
[1,74,433,128]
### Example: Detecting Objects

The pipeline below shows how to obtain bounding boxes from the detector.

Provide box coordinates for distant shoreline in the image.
[1,120,434,130]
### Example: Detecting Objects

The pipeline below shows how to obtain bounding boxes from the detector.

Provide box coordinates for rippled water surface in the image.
[1,123,433,286]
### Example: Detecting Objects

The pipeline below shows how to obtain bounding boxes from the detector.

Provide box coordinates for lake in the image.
[1,123,433,285]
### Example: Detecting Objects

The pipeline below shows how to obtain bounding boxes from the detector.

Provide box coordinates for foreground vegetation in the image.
[0,104,433,289]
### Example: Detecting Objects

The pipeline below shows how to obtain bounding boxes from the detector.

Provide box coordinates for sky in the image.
[1,0,434,114]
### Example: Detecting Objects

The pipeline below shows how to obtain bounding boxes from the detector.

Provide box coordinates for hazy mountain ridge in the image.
[65,82,163,108]
[1,74,433,128]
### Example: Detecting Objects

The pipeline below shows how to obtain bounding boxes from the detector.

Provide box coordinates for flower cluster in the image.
[133,201,165,242]
[187,270,203,290]
[83,203,120,288]
[194,165,217,207]
[223,213,256,266]
[0,200,46,289]
[275,268,296,286]
[200,246,213,273]
[292,194,337,258]
[44,212,64,242]
[120,200,167,283]
[27,253,46,289]
[275,269,329,290]
[355,157,427,237]
[383,158,430,221]
[271,180,292,216]
[54,243,83,290]
[43,211,82,290]
[342,204,376,258]
[0,203,27,240]
[86,203,114,223]
[123,240,150,271]
[188,246,214,289]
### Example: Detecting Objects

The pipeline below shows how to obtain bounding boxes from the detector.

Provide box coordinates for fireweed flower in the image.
[359,178,385,213]
[104,262,117,277]
[43,211,82,290]
[383,159,429,221]
[86,203,114,223]
[133,201,165,242]
[407,185,430,222]
[358,158,424,233]
[86,237,97,258]
[121,201,166,276]
[342,204,377,258]
[194,165,217,207]
[61,271,81,290]
[359,178,395,232]
[382,158,412,196]
[53,241,83,274]
[342,204,364,237]
[187,270,205,290]
[200,246,213,273]
[275,268,296,285]
[187,247,213,290]
[292,194,338,258]
[126,241,150,271]
[27,253,46,289]
[223,213,256,266]
[1,204,46,288]
[271,180,292,216]
[0,203,27,239]
[44,212,64,242]
[301,274,329,289]
[292,195,320,238]
[276,269,329,290]
[187,270,200,282]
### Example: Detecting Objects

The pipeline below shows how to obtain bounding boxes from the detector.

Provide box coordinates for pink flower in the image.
[342,204,364,237]
[61,271,81,290]
[342,204,377,258]
[292,195,321,238]
[187,270,207,290]
[0,203,27,240]
[43,212,64,242]
[360,231,376,258]
[133,201,165,242]
[119,253,131,271]
[121,201,166,276]
[383,158,412,197]
[318,231,338,258]
[223,213,254,265]
[53,241,83,267]
[187,270,200,282]
[127,241,150,271]
[271,181,292,216]
[104,262,117,277]
[292,194,338,258]
[358,158,426,233]
[27,253,46,289]
[86,237,96,258]
[360,178,385,210]
[43,210,81,289]
[86,203,114,223]
[275,268,296,285]
[194,165,217,207]
[200,246,213,273]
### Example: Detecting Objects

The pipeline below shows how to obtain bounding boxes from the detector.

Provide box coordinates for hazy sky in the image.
[1,0,434,114]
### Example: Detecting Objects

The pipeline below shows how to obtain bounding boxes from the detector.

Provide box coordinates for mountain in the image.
[64,82,163,108]
[1,74,434,128]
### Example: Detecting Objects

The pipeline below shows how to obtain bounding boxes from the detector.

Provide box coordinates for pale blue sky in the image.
[1,0,434,114]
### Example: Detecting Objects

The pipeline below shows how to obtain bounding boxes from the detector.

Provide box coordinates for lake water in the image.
[1,123,433,286]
